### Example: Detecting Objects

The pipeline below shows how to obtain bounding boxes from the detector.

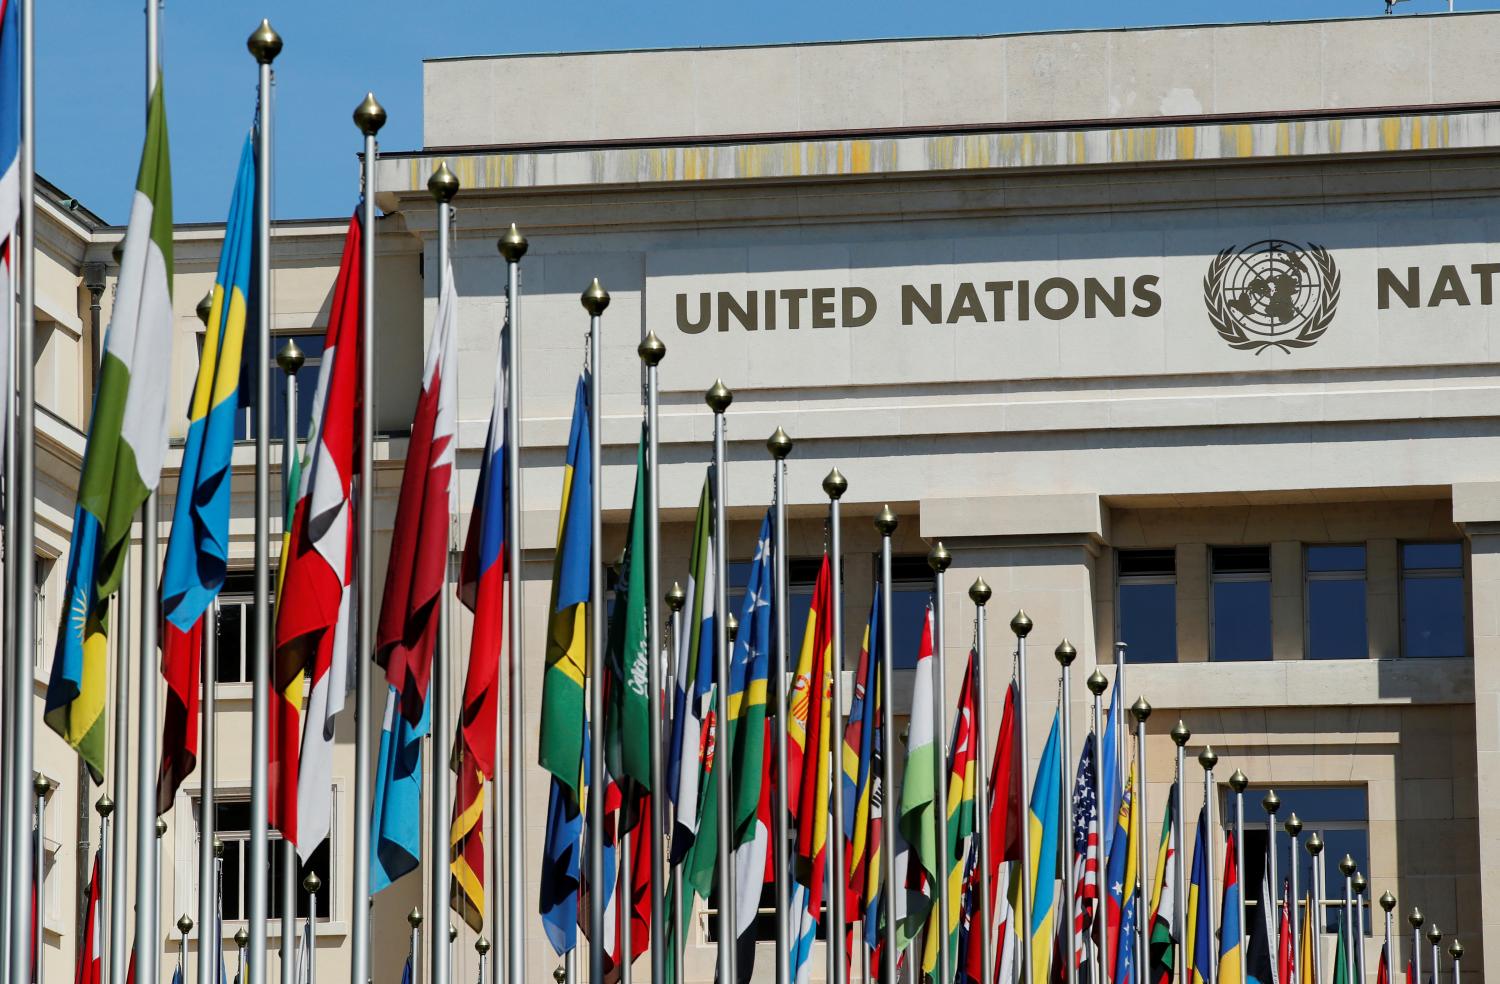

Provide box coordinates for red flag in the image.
[1277,879,1295,984]
[964,677,1021,984]
[375,238,456,721]
[156,619,201,814]
[76,850,102,984]
[1376,943,1390,984]
[271,211,362,851]
[628,790,653,963]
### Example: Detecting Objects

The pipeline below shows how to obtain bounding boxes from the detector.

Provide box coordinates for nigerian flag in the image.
[45,81,173,780]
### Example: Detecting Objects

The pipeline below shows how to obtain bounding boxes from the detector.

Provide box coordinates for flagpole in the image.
[1263,791,1281,960]
[1307,834,1324,984]
[274,337,302,984]
[1006,603,1030,984]
[822,469,848,984]
[1448,940,1461,984]
[246,24,282,984]
[1352,873,1366,984]
[665,582,686,984]
[639,331,667,984]
[95,794,113,982]
[348,91,386,984]
[201,600,221,984]
[928,543,953,984]
[1338,858,1354,984]
[107,549,130,984]
[1055,641,1077,984]
[1427,925,1441,984]
[0,214,14,984]
[135,0,164,972]
[1131,697,1152,984]
[1170,723,1190,984]
[1379,894,1394,984]
[1409,909,1423,984]
[33,775,49,980]
[424,162,460,984]
[1200,748,1218,983]
[1285,815,1302,984]
[770,430,794,984]
[495,222,528,984]
[1113,644,1126,797]
[305,874,321,984]
[874,508,898,984]
[582,281,611,984]
[1087,670,1108,984]
[237,927,249,983]
[6,0,35,970]
[181,915,195,983]
[1227,772,1247,984]
[966,585,990,984]
[704,380,736,984]
[476,936,490,984]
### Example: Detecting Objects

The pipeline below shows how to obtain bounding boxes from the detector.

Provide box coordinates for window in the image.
[33,557,48,669]
[236,332,325,442]
[1211,546,1272,662]
[1305,546,1367,661]
[1116,549,1177,663]
[725,556,823,659]
[1242,786,1368,933]
[211,798,330,922]
[1401,542,1466,659]
[886,556,933,670]
[216,572,258,685]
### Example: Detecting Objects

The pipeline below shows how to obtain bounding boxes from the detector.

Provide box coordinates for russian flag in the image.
[458,321,507,729]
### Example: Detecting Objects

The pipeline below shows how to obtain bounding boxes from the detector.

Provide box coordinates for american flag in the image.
[1071,734,1100,973]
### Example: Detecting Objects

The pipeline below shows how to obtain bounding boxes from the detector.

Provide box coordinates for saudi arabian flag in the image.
[605,428,651,789]
[45,80,173,781]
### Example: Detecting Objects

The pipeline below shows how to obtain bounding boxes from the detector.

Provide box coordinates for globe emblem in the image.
[1204,239,1341,354]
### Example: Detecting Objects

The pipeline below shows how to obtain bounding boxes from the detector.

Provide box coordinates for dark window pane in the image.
[890,587,928,670]
[216,801,251,831]
[1213,546,1270,574]
[1119,549,1175,577]
[1403,576,1465,658]
[1245,786,1366,824]
[217,605,244,682]
[1307,579,1367,660]
[1403,542,1463,570]
[1308,545,1366,573]
[1118,581,1177,663]
[220,843,243,920]
[1213,580,1272,661]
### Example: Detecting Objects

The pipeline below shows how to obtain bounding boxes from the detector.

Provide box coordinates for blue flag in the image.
[370,684,429,892]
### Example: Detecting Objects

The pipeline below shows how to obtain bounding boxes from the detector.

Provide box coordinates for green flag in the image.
[1333,915,1350,984]
[897,604,937,946]
[605,429,651,788]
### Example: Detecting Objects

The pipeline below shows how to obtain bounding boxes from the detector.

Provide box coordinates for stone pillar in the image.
[920,492,1104,772]
[1453,484,1499,982]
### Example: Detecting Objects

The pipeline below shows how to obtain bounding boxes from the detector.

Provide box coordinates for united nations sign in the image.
[1202,240,1341,355]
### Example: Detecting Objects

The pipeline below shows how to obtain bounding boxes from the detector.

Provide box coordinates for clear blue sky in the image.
[40,0,1497,224]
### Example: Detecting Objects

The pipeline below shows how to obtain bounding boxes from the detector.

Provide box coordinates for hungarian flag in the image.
[76,848,101,984]
[1147,785,1179,984]
[787,555,832,984]
[47,77,173,782]
[270,210,362,854]
[157,130,256,814]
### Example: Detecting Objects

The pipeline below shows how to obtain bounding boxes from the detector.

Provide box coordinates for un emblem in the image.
[1203,239,1341,354]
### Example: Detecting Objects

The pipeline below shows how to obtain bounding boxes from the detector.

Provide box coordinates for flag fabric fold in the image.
[897,604,939,949]
[270,210,362,856]
[1070,735,1101,977]
[1027,711,1063,984]
[668,476,715,862]
[787,555,833,984]
[1247,852,1278,984]
[76,848,102,984]
[1147,784,1179,984]
[842,585,885,953]
[921,644,978,978]
[46,78,174,781]
[1186,807,1213,984]
[157,131,255,812]
[371,683,428,892]
[1219,832,1244,984]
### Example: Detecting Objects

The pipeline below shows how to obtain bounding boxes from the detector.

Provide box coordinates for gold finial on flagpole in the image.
[354,92,387,136]
[427,161,460,203]
[246,19,283,64]
[498,224,528,262]
[580,278,610,316]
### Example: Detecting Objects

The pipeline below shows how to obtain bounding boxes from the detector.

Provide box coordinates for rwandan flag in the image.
[1186,807,1213,984]
[156,130,254,813]
[538,377,592,953]
[1027,711,1063,984]
[47,78,173,781]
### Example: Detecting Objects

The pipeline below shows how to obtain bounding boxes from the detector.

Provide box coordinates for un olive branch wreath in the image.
[1203,244,1340,355]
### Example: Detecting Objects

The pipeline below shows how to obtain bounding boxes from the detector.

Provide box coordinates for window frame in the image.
[238,330,326,444]
[1303,543,1369,662]
[1237,784,1369,935]
[1209,545,1274,662]
[1398,540,1468,660]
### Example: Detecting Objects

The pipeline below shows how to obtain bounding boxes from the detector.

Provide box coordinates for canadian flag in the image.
[271,211,362,855]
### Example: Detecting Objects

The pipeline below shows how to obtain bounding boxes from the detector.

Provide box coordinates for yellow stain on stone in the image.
[1330,119,1344,152]
[1276,122,1290,157]
[1074,131,1086,163]
[1177,126,1196,160]
[851,140,872,173]
[1381,117,1401,151]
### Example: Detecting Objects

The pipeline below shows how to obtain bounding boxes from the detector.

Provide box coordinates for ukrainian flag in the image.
[160,132,253,631]
[539,375,592,790]
[1028,711,1062,984]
